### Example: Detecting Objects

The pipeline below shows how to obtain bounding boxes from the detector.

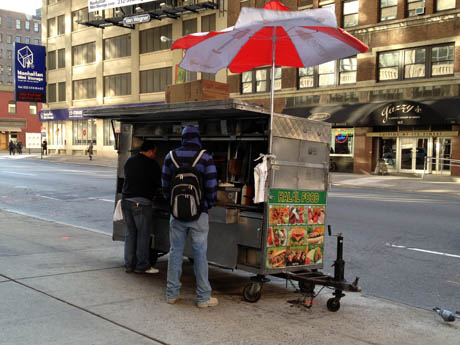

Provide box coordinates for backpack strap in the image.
[170,150,180,169]
[192,149,206,168]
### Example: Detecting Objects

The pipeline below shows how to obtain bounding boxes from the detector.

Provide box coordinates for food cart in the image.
[84,99,359,311]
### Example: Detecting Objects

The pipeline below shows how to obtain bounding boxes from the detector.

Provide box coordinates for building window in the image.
[58,15,65,35]
[140,67,172,93]
[380,0,398,21]
[201,73,215,81]
[330,128,354,155]
[72,119,97,145]
[58,81,66,101]
[370,88,404,101]
[413,85,451,98]
[104,35,131,60]
[0,33,2,42]
[15,36,21,43]
[201,14,216,32]
[378,51,400,81]
[58,48,65,68]
[0,64,2,74]
[0,16,2,25]
[34,22,39,32]
[25,21,30,30]
[104,73,131,97]
[436,0,455,11]
[16,19,21,30]
[8,101,16,114]
[339,57,357,84]
[48,83,57,102]
[7,50,12,60]
[34,39,39,45]
[73,78,96,100]
[407,0,425,16]
[7,35,12,44]
[25,37,30,44]
[404,48,425,78]
[242,67,281,94]
[0,50,2,59]
[432,45,454,76]
[320,1,335,11]
[319,61,336,86]
[72,42,96,66]
[343,0,359,27]
[139,24,172,54]
[103,119,120,146]
[48,50,56,70]
[48,17,57,37]
[7,66,12,76]
[7,17,12,29]
[29,103,37,115]
[378,44,454,81]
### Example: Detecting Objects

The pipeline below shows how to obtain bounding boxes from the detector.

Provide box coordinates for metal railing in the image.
[422,157,460,177]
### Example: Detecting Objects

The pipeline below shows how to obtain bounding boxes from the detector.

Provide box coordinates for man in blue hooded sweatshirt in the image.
[161,125,218,308]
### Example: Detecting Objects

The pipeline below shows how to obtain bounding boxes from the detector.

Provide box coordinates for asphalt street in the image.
[0,155,459,311]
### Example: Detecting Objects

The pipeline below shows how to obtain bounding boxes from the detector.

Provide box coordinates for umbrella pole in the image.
[269,26,276,154]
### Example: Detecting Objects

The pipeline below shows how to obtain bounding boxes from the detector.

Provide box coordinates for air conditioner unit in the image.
[415,7,425,15]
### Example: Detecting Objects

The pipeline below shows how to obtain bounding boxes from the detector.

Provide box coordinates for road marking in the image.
[386,243,460,259]
[446,280,460,286]
[329,191,460,204]
[88,197,114,203]
[0,171,36,176]
[38,195,61,201]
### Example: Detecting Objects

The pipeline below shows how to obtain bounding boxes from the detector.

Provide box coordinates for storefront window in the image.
[330,128,354,155]
[72,119,96,145]
[382,138,396,169]
[47,121,66,146]
[103,119,120,146]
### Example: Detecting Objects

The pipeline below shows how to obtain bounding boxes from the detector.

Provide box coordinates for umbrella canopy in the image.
[172,1,368,74]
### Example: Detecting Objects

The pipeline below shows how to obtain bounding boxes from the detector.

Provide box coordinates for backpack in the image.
[169,149,206,221]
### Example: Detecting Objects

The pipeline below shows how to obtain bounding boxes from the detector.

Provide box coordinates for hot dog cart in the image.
[84,99,359,311]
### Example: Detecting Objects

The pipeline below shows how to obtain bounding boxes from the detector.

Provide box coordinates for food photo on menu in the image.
[288,227,306,246]
[307,225,324,245]
[307,243,323,265]
[267,227,288,247]
[307,206,325,224]
[269,205,290,225]
[267,247,286,269]
[286,246,308,266]
[289,205,304,224]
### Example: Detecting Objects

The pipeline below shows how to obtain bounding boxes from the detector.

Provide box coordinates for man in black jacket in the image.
[121,141,161,274]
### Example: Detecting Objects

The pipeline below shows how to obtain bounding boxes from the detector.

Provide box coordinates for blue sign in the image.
[14,43,46,103]
[123,14,151,25]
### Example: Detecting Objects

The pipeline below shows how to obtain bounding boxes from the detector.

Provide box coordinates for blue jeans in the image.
[121,199,153,272]
[166,213,211,303]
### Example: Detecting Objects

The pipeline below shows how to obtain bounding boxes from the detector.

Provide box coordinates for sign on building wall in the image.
[88,0,156,12]
[13,43,46,103]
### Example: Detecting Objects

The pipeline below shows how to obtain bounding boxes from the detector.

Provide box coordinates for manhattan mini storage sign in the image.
[14,43,46,103]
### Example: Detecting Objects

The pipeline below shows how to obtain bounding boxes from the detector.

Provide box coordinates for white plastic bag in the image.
[113,200,123,221]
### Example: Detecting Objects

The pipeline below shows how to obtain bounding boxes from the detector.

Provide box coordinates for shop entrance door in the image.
[399,138,429,172]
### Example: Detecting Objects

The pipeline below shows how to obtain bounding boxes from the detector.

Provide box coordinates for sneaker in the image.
[167,296,180,304]
[135,267,159,274]
[197,297,218,308]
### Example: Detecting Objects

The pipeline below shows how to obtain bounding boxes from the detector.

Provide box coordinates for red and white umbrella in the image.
[172,1,368,150]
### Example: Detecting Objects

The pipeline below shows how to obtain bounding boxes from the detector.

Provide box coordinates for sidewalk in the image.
[1,209,458,345]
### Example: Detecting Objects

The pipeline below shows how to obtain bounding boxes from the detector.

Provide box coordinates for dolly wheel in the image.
[243,282,262,303]
[298,281,315,293]
[327,298,341,312]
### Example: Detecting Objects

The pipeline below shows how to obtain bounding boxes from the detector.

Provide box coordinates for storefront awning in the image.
[282,97,460,127]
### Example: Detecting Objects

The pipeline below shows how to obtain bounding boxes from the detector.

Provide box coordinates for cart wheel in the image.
[326,298,341,312]
[149,249,159,267]
[298,281,315,293]
[243,282,262,303]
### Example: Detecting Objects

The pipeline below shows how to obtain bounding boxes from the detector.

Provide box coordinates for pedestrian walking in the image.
[17,141,23,154]
[87,142,94,160]
[42,140,47,155]
[8,140,15,155]
[121,141,162,274]
[161,125,218,308]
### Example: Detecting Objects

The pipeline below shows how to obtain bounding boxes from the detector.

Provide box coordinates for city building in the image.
[0,8,42,86]
[41,0,460,177]
[0,85,42,150]
[40,0,224,158]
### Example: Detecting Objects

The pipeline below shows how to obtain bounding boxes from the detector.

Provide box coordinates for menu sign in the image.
[266,189,326,270]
